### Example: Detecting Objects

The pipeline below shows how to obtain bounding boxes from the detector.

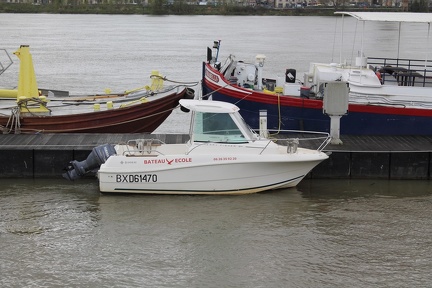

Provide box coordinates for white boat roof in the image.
[335,12,432,24]
[179,99,240,113]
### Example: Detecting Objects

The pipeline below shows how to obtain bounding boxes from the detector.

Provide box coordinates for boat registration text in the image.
[116,174,158,183]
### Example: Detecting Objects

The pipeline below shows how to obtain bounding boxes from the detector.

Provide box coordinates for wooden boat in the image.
[0,45,195,134]
[202,12,432,136]
[63,99,330,195]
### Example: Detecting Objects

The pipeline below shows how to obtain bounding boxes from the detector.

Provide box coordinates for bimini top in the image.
[335,12,432,24]
[179,99,240,114]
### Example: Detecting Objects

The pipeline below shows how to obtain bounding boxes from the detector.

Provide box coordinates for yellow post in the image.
[14,45,39,99]
[14,45,49,113]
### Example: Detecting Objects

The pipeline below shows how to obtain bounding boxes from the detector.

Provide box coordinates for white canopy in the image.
[335,12,432,24]
[179,99,239,114]
[335,11,432,67]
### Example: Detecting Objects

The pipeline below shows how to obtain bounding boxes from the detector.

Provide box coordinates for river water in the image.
[1,13,432,287]
[1,178,431,287]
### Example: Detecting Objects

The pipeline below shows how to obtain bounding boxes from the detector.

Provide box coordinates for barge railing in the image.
[368,57,432,87]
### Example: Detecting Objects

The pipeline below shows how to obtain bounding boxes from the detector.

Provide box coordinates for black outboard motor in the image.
[63,144,117,181]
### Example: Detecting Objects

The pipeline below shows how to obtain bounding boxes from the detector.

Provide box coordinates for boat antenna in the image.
[213,40,221,63]
[340,14,344,65]
[350,19,359,67]
[397,22,401,60]
[425,22,430,70]
[331,17,338,63]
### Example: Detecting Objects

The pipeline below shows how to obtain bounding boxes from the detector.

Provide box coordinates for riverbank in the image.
[0,3,404,16]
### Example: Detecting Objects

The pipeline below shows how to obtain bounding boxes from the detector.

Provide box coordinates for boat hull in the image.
[98,154,325,195]
[0,87,189,133]
[203,63,432,135]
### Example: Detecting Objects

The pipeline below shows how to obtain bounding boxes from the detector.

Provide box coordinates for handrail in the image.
[368,57,432,87]
[122,138,166,156]
[265,129,332,152]
[190,129,331,154]
[120,130,331,157]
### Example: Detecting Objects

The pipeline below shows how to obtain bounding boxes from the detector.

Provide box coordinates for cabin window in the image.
[193,112,247,143]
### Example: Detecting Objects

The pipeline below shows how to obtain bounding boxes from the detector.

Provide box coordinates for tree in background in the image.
[171,0,194,14]
[148,0,167,14]
[409,0,428,11]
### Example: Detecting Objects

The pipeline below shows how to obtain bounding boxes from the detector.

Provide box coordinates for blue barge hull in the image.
[205,90,432,136]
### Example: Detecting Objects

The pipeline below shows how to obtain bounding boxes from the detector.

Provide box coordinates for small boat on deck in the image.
[202,12,432,136]
[63,99,330,195]
[0,45,195,134]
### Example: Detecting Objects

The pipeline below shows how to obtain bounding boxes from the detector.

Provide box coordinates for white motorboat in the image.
[63,99,330,195]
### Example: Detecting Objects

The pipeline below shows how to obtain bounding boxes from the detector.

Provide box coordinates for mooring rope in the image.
[151,75,199,86]
[2,106,21,134]
[16,97,52,115]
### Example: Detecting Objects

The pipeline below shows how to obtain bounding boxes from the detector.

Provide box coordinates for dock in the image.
[315,135,432,180]
[0,133,431,179]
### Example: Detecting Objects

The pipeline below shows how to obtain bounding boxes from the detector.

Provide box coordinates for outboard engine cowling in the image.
[63,144,116,181]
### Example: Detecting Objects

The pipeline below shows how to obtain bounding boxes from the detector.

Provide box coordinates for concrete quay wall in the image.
[311,151,430,180]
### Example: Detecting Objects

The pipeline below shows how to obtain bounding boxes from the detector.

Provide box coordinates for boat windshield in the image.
[192,111,248,143]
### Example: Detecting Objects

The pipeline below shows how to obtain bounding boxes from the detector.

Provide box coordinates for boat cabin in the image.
[179,99,258,144]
